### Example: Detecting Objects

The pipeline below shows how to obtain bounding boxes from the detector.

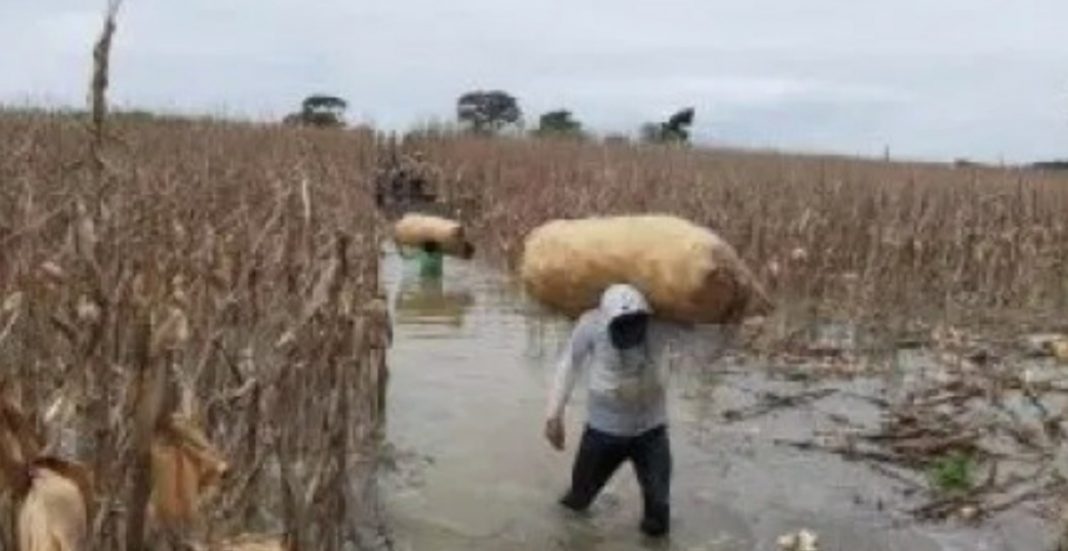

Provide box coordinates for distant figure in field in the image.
[399,241,444,279]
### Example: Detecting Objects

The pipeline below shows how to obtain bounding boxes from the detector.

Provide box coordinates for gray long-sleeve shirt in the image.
[546,284,727,437]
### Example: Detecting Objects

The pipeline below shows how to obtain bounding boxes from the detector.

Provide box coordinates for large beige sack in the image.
[520,215,771,323]
[393,214,474,258]
[17,460,90,551]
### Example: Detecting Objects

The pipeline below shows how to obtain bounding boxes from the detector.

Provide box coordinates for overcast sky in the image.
[3,0,1066,162]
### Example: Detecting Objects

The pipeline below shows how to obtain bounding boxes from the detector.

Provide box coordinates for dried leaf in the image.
[75,295,101,325]
[152,305,190,356]
[149,414,228,526]
[74,200,97,263]
[274,330,296,350]
[39,262,67,283]
[2,292,23,314]
[303,258,338,319]
[1,395,42,471]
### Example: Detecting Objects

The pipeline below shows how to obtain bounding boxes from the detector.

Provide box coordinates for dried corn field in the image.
[405,134,1068,348]
[2,108,1068,550]
[0,111,390,550]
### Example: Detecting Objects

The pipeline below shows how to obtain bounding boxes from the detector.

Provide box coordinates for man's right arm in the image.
[546,314,595,419]
[544,313,596,449]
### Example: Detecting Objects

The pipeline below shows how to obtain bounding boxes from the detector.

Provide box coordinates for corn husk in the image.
[17,460,90,551]
[520,215,771,323]
[393,214,473,258]
[149,414,228,525]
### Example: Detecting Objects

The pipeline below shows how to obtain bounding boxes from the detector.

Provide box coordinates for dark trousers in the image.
[560,424,672,536]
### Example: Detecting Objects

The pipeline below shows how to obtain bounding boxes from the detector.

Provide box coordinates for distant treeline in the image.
[283,91,696,145]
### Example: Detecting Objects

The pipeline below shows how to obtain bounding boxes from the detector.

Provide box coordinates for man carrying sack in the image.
[393,213,474,279]
[526,215,767,538]
[544,283,674,538]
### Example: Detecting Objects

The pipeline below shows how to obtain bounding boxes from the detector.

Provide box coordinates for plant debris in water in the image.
[927,452,976,495]
[767,329,1068,524]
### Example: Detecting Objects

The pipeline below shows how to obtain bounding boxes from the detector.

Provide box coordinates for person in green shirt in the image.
[400,241,444,278]
[417,241,444,278]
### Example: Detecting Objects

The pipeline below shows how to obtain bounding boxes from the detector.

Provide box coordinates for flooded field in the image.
[377,249,1053,551]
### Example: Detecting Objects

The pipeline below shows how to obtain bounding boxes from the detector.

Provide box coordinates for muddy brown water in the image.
[378,250,1052,551]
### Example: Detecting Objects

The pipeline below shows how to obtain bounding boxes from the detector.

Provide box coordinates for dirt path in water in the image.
[376,250,1059,551]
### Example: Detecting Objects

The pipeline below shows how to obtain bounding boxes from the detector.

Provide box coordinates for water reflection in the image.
[392,260,475,328]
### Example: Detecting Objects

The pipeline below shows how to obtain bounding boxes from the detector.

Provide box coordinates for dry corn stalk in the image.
[151,305,190,359]
[149,414,228,526]
[89,0,122,155]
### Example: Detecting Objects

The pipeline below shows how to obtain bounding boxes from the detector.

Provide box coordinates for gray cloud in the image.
[2,0,1066,162]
